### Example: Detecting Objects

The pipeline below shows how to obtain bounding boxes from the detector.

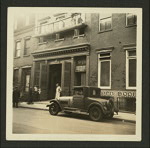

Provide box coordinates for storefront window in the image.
[126,49,136,89]
[75,56,86,86]
[34,62,40,86]
[98,52,111,89]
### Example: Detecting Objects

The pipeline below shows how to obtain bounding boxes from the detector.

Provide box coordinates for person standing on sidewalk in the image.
[55,83,61,100]
[33,85,39,101]
[13,86,20,108]
[38,87,41,101]
[27,87,33,104]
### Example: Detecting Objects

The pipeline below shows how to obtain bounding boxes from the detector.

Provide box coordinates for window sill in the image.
[14,56,21,59]
[98,29,112,34]
[126,87,136,90]
[99,86,111,89]
[55,38,65,42]
[23,55,30,57]
[73,34,85,39]
[38,42,47,45]
[125,24,137,28]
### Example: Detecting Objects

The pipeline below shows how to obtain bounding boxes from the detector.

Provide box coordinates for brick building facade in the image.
[13,13,137,112]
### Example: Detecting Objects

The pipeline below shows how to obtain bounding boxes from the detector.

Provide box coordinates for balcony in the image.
[34,14,86,37]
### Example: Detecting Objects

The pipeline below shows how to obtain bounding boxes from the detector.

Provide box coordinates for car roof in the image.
[73,86,100,89]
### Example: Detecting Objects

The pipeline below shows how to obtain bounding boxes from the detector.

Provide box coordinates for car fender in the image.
[88,102,105,114]
[46,99,62,111]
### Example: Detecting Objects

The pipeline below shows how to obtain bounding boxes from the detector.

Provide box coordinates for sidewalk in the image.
[18,101,136,123]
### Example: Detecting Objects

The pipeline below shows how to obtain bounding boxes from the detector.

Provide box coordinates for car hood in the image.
[59,96,73,100]
[87,97,109,103]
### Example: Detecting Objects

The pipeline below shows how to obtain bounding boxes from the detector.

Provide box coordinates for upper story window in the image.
[99,13,112,32]
[55,33,64,41]
[126,13,137,26]
[39,37,47,44]
[40,21,48,34]
[126,49,136,89]
[15,41,21,57]
[74,28,85,38]
[24,38,30,55]
[98,51,111,89]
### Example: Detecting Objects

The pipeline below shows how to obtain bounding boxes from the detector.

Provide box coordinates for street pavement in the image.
[18,101,136,123]
[13,108,135,134]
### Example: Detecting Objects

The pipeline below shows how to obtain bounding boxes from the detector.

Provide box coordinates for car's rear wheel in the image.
[49,102,59,115]
[89,106,103,121]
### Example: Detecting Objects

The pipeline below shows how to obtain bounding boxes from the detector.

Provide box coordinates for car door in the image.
[72,95,84,109]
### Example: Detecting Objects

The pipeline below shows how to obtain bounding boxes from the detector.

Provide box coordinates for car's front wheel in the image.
[49,102,59,115]
[89,106,103,121]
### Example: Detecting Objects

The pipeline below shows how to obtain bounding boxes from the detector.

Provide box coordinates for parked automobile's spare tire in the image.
[49,102,59,115]
[89,106,103,121]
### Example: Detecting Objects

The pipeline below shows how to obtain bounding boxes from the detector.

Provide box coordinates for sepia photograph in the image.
[6,7,142,141]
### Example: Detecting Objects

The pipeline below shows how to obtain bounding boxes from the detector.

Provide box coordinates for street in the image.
[13,108,135,134]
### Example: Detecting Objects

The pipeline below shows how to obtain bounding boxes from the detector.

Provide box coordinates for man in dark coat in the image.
[13,86,20,108]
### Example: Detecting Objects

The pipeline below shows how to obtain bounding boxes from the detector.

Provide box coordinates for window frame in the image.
[73,28,85,38]
[55,33,65,42]
[98,51,111,89]
[24,37,31,56]
[126,48,137,89]
[126,13,137,27]
[15,40,21,58]
[99,14,112,33]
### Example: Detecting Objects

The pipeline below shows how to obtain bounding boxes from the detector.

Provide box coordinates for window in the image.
[34,62,40,86]
[98,52,111,88]
[55,33,64,41]
[24,38,30,55]
[99,13,112,32]
[126,13,137,26]
[15,41,21,57]
[39,37,47,44]
[74,28,85,37]
[40,21,48,34]
[126,49,136,89]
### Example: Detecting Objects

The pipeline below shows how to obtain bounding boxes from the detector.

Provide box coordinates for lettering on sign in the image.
[75,65,86,72]
[101,90,136,98]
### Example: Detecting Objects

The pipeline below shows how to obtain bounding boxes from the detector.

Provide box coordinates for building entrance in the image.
[49,64,62,99]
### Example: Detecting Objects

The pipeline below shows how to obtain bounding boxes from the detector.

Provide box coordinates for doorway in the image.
[48,64,62,99]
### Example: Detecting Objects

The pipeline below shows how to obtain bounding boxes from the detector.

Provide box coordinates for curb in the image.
[112,117,136,124]
[19,106,48,111]
[18,105,136,124]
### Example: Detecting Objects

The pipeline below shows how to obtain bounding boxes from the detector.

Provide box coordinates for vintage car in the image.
[46,86,116,121]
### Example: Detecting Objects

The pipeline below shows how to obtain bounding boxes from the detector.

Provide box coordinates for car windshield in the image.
[74,88,83,95]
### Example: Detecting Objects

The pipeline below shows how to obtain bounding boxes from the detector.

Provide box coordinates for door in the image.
[62,62,71,96]
[49,64,62,99]
[40,64,47,100]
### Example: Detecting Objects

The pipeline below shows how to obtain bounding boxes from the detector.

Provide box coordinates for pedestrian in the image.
[13,86,20,108]
[77,13,83,24]
[38,87,41,101]
[71,14,76,25]
[27,87,33,104]
[33,85,38,101]
[55,83,61,100]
